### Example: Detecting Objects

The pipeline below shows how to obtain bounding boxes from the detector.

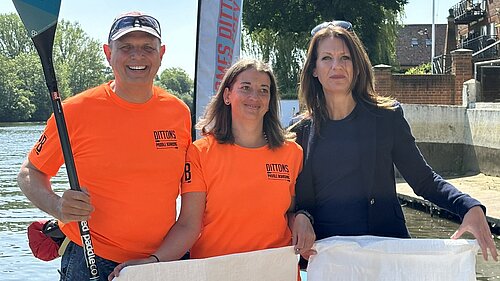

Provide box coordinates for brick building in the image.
[389,0,499,104]
[395,24,447,71]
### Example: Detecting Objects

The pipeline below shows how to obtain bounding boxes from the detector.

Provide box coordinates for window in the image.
[411,38,418,47]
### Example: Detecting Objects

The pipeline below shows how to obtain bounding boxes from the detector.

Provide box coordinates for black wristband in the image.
[150,254,160,262]
[295,210,314,225]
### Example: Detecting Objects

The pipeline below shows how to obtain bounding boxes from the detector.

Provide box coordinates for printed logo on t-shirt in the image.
[35,134,48,155]
[183,162,191,183]
[153,130,178,149]
[265,163,291,182]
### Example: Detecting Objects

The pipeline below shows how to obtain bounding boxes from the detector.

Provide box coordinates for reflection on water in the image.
[404,206,500,280]
[1,123,499,280]
[0,123,61,281]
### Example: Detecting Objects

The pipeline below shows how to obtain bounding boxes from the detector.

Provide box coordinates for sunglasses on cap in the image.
[310,20,353,36]
[108,15,161,42]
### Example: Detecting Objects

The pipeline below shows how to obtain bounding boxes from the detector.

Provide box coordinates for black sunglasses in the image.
[310,20,353,36]
[108,15,161,41]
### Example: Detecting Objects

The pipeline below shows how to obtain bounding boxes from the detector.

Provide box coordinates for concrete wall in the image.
[402,103,500,176]
[279,100,500,177]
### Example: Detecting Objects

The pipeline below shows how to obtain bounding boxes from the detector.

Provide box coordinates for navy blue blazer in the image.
[293,101,483,239]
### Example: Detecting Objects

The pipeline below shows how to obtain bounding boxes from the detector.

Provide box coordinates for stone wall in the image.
[401,104,500,177]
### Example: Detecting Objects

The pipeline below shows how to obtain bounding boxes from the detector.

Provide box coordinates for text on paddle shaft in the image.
[80,221,99,277]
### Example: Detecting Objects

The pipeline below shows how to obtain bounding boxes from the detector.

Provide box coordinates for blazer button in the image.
[370,198,375,205]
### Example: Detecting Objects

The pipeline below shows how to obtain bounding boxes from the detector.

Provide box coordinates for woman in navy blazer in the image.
[292,20,497,261]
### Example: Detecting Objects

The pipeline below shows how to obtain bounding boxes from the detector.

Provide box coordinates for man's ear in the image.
[159,44,166,60]
[103,44,112,63]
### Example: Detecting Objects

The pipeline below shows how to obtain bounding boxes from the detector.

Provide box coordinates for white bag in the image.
[307,235,479,281]
[114,246,298,281]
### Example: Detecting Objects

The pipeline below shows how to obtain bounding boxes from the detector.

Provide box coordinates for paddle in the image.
[12,1,99,279]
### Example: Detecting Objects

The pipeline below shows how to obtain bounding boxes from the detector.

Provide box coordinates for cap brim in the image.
[110,26,161,42]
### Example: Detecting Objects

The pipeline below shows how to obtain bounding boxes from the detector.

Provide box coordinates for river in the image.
[0,123,498,280]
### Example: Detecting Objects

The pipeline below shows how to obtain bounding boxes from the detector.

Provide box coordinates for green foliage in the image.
[405,62,431,74]
[242,28,306,99]
[0,54,35,121]
[242,0,408,96]
[156,67,194,109]
[157,67,193,94]
[0,13,34,58]
[53,20,108,98]
[0,13,109,122]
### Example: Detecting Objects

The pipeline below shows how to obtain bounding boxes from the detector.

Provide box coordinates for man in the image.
[17,11,191,280]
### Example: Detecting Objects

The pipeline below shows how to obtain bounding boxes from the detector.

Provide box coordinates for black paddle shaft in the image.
[31,24,100,281]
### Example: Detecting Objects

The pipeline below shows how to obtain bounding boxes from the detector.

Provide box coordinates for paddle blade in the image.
[13,0,61,93]
[12,0,61,39]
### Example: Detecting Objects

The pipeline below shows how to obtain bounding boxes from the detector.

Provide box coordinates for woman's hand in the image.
[451,206,498,261]
[291,213,316,259]
[108,256,158,280]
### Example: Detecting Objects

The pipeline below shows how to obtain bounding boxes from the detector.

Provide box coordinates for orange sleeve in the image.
[28,114,65,177]
[181,140,207,194]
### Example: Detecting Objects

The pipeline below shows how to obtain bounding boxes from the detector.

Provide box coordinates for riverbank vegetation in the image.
[0,13,193,122]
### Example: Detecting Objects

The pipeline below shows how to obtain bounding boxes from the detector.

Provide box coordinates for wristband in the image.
[150,254,160,262]
[295,210,314,225]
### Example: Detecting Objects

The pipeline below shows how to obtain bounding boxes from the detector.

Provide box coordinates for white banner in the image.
[307,236,479,281]
[194,0,243,131]
[114,246,298,281]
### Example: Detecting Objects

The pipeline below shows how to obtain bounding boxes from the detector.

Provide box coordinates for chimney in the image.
[444,8,457,55]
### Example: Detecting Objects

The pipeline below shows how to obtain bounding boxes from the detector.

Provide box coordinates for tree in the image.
[156,67,194,109]
[0,13,109,121]
[242,28,307,98]
[0,54,35,121]
[0,13,34,58]
[53,20,108,99]
[242,0,408,97]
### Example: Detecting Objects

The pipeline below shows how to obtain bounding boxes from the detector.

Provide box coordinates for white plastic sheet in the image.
[307,236,479,281]
[113,246,298,281]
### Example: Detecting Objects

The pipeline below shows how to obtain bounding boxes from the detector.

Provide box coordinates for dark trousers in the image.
[59,241,118,281]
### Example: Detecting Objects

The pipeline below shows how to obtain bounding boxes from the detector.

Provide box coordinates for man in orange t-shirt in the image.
[17,12,191,280]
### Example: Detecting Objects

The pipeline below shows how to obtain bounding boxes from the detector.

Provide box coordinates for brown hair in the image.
[299,26,395,134]
[197,58,290,149]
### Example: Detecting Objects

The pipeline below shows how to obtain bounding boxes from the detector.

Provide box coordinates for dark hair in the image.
[299,25,395,134]
[197,58,290,149]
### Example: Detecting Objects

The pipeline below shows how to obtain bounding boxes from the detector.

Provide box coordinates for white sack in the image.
[114,246,297,281]
[307,235,479,281]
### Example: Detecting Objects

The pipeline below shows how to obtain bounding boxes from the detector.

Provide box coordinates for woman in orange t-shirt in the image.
[109,58,315,279]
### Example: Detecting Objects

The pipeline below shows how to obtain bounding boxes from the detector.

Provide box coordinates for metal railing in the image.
[433,54,452,74]
[451,0,486,24]
[461,35,498,54]
[471,37,500,60]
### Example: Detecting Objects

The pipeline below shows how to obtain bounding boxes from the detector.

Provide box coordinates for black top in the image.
[311,104,369,238]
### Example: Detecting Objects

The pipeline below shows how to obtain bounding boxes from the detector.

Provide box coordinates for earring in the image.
[225,100,230,105]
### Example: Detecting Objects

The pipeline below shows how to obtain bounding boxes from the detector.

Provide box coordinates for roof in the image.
[395,24,447,69]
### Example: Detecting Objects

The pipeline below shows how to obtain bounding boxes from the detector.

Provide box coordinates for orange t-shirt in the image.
[28,81,191,262]
[182,135,303,259]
